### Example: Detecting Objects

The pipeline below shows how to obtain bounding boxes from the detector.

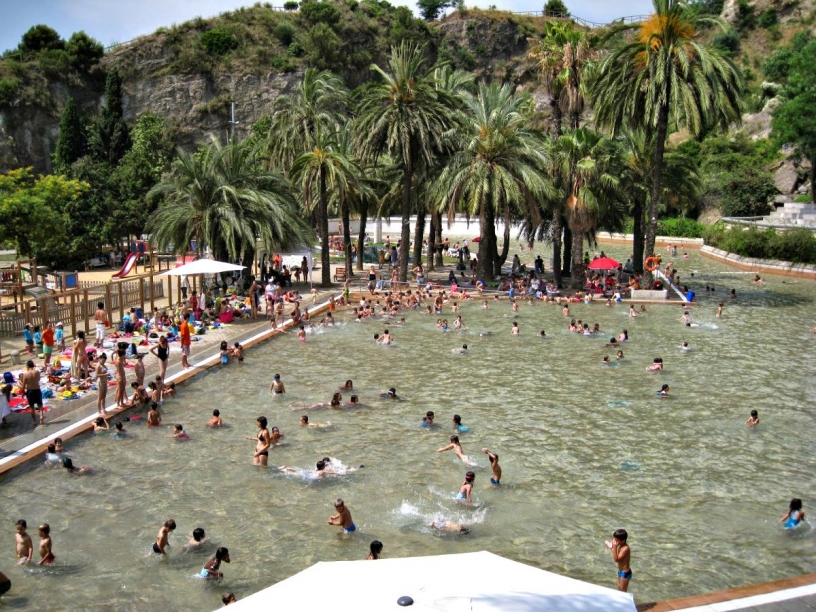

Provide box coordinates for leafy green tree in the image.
[771,35,816,204]
[92,69,132,165]
[0,168,86,263]
[592,0,742,281]
[65,31,104,71]
[357,43,457,283]
[543,0,570,17]
[19,25,64,53]
[54,98,87,174]
[433,83,553,281]
[108,113,175,240]
[148,138,313,267]
[300,1,341,24]
[291,129,363,285]
[302,23,343,71]
[551,128,623,286]
[416,0,453,21]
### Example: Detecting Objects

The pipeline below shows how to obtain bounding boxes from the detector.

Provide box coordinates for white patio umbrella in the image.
[159,259,245,276]
[223,551,637,612]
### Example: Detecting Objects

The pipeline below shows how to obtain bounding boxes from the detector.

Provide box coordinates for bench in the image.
[333,267,347,283]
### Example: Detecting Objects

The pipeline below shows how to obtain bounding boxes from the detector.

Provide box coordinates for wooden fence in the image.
[0,276,167,339]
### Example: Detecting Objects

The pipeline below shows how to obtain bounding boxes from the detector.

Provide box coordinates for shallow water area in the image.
[1,244,815,610]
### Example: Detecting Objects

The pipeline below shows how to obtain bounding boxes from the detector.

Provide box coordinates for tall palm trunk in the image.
[632,199,645,274]
[398,156,412,284]
[495,206,510,277]
[477,198,496,281]
[550,101,564,286]
[562,221,572,276]
[644,101,670,285]
[319,165,331,286]
[551,210,563,286]
[433,211,444,267]
[342,198,353,277]
[427,211,436,271]
[412,209,425,272]
[569,224,583,288]
[356,199,369,272]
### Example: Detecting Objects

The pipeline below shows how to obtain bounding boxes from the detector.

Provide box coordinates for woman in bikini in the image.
[247,416,271,466]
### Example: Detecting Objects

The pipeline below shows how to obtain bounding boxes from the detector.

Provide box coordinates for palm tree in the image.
[356,43,457,284]
[592,0,742,281]
[148,138,313,272]
[620,130,701,273]
[433,82,553,281]
[552,128,624,287]
[527,21,600,284]
[291,129,361,286]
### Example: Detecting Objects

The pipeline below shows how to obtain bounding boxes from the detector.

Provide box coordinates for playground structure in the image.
[111,240,149,279]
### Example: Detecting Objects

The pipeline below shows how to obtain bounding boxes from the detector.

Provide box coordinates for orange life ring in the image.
[644,256,660,272]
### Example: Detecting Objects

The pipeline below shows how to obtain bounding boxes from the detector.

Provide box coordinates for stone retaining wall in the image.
[700,245,816,279]
[595,233,705,247]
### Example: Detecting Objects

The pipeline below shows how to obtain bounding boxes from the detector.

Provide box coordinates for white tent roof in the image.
[159,259,245,276]
[224,551,636,612]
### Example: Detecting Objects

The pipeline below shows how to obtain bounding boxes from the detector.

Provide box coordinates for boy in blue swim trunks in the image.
[483,448,501,484]
[605,529,631,592]
[328,498,355,533]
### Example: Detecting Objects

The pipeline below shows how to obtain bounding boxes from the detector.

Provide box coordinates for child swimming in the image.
[456,471,475,502]
[746,410,759,427]
[780,498,805,529]
[437,435,475,465]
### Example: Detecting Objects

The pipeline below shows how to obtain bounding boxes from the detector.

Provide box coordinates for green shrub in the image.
[37,48,72,77]
[705,225,816,264]
[737,0,756,30]
[0,77,20,105]
[657,217,706,238]
[719,169,776,217]
[713,29,740,56]
[200,29,239,55]
[300,1,341,25]
[757,8,777,28]
[274,21,296,45]
[284,0,299,9]
[288,41,305,57]
[269,55,294,71]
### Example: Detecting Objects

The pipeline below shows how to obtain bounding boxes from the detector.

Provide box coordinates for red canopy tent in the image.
[587,256,620,270]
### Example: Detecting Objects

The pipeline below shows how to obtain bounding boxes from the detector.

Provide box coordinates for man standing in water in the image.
[605,529,632,592]
[93,302,107,348]
[247,416,271,466]
[328,498,356,533]
[180,313,192,369]
[20,361,44,425]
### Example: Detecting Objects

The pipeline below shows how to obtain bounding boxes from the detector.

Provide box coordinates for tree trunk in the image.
[427,211,436,272]
[433,211,444,267]
[569,224,583,288]
[412,208,426,273]
[342,198,353,278]
[356,198,369,272]
[562,220,572,276]
[551,209,562,286]
[477,199,496,281]
[398,156,412,284]
[495,207,510,277]
[644,102,670,286]
[319,165,331,287]
[810,153,815,205]
[550,98,563,138]
[632,198,645,274]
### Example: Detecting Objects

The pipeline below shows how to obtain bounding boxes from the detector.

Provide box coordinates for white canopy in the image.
[224,551,637,612]
[159,259,245,276]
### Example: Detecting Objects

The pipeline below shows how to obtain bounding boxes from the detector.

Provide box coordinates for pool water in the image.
[1,244,815,610]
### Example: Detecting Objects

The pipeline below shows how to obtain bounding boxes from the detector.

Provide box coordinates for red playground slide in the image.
[112,252,139,278]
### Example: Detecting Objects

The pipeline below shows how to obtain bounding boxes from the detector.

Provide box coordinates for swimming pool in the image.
[1,243,815,610]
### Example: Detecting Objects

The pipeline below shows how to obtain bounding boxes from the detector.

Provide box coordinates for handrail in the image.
[655,269,689,302]
[507,11,651,28]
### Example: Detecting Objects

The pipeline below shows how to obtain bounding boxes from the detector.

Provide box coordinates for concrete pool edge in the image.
[636,572,816,610]
[0,298,333,476]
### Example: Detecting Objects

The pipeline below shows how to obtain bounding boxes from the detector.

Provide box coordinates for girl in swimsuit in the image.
[781,498,805,529]
[151,336,169,381]
[247,416,271,466]
[456,471,475,501]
